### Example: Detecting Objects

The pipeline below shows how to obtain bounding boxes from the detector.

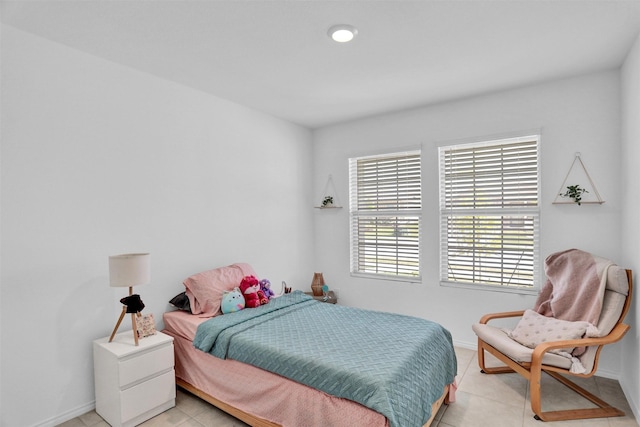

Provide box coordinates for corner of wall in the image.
[0,18,5,427]
[620,29,640,422]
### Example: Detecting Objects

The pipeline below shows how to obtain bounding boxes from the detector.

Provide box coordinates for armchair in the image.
[472,259,632,422]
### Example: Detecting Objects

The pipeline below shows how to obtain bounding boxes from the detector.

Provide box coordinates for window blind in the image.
[349,151,421,279]
[439,136,540,289]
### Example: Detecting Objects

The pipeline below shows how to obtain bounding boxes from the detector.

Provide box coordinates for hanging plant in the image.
[560,185,589,205]
[321,196,334,207]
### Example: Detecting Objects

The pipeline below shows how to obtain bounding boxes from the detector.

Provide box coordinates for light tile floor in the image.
[58,347,638,427]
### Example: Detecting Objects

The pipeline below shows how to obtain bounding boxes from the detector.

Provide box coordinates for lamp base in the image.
[108,308,139,346]
[108,286,140,346]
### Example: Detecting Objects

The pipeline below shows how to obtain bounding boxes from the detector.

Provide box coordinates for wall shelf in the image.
[316,174,342,209]
[552,152,604,205]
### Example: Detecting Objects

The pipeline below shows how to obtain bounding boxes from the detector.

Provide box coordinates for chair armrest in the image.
[531,323,631,364]
[479,310,526,324]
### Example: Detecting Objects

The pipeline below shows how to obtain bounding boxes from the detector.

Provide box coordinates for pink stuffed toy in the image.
[240,275,268,308]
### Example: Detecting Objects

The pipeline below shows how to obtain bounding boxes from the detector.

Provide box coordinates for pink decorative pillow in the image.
[509,309,591,354]
[183,263,256,317]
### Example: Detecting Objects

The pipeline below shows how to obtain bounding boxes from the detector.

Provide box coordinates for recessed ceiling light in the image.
[328,24,358,43]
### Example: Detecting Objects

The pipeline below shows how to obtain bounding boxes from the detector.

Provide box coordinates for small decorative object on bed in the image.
[311,272,325,296]
[163,262,457,427]
[259,279,275,299]
[240,275,268,308]
[220,287,245,314]
[282,281,292,294]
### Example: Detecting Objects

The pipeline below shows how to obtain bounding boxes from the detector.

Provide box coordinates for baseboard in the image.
[31,400,95,427]
[592,367,619,380]
[619,379,640,422]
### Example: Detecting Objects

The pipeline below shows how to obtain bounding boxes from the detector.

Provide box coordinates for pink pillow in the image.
[184,263,256,317]
[509,309,592,354]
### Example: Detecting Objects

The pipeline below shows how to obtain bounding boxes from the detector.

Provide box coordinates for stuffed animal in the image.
[260,279,275,300]
[257,287,269,305]
[220,287,245,314]
[240,275,268,308]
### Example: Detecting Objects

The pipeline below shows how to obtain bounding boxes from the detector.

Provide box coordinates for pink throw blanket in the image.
[534,249,612,326]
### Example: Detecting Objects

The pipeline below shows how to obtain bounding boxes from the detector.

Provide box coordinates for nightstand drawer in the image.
[119,343,174,387]
[121,369,176,422]
[95,331,175,426]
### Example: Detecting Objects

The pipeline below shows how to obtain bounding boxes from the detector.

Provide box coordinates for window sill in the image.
[440,280,539,296]
[351,272,422,284]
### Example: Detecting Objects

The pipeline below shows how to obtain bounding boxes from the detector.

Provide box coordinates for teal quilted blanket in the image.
[194,291,457,427]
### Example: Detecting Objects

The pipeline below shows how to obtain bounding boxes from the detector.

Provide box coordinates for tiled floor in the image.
[59,347,638,427]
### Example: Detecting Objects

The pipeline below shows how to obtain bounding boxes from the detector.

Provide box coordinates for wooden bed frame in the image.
[177,378,451,427]
[163,277,455,427]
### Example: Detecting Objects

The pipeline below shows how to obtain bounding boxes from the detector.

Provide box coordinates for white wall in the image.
[1,19,636,427]
[313,70,624,371]
[0,26,314,427]
[0,13,3,425]
[621,31,640,421]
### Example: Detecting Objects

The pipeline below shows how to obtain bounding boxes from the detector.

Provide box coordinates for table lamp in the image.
[108,253,150,346]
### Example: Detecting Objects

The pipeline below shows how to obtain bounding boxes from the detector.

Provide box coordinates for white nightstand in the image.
[93,331,175,427]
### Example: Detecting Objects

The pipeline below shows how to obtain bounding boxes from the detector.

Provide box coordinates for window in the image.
[349,150,421,280]
[439,136,540,290]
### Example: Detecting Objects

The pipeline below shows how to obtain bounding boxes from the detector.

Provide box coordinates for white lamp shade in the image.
[109,253,151,287]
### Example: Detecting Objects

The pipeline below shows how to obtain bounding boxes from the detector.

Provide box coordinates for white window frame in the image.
[349,149,422,282]
[438,135,540,293]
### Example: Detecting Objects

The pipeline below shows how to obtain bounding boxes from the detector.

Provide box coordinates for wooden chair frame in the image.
[477,270,632,422]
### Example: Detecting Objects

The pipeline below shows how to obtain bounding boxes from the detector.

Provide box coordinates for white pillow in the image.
[509,309,592,353]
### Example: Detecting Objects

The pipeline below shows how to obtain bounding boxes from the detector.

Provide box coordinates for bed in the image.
[162,263,457,427]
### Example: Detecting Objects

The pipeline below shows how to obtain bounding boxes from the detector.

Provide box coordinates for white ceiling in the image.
[3,0,640,129]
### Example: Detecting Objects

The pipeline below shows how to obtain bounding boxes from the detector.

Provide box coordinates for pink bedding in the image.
[183,263,257,317]
[163,310,390,427]
[163,308,202,341]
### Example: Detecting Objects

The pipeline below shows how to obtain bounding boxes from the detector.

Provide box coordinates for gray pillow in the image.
[169,292,191,312]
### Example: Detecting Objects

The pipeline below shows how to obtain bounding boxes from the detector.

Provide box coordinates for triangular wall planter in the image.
[553,153,604,205]
[315,174,343,209]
